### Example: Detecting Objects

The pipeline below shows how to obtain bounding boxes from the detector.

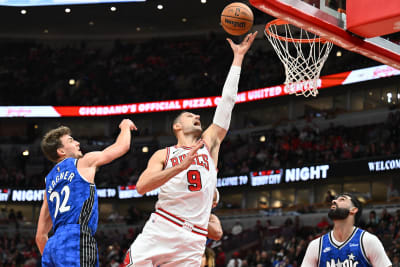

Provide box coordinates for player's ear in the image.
[57,147,66,158]
[173,122,182,132]
[350,206,358,215]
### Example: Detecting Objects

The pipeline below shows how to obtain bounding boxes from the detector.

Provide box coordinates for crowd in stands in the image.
[0,207,399,266]
[0,32,391,190]
[1,109,400,188]
[0,9,399,266]
[0,34,398,266]
[0,34,376,107]
[216,109,400,177]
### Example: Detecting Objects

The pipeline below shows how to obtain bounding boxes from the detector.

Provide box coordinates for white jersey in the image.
[155,144,217,229]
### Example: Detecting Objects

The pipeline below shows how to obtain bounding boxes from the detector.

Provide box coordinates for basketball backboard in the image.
[250,0,400,70]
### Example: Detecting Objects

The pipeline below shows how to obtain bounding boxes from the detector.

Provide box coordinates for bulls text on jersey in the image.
[170,153,210,171]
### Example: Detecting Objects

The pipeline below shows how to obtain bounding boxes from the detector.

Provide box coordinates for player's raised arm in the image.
[202,32,258,157]
[136,139,204,195]
[77,119,136,181]
[35,193,53,255]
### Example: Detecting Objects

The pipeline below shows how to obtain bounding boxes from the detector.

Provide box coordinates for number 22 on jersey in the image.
[49,185,71,218]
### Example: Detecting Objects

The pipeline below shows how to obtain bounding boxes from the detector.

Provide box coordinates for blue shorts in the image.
[42,224,98,267]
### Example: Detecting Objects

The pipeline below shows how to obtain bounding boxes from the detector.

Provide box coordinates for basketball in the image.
[220,2,254,36]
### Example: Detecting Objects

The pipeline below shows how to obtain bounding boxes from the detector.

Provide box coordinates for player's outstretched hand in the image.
[119,119,137,131]
[178,139,204,171]
[227,31,258,57]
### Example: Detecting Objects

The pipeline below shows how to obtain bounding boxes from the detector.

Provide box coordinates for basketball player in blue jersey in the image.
[124,32,257,267]
[35,119,136,267]
[301,193,392,267]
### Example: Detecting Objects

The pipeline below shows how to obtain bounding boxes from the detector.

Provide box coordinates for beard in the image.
[328,206,350,221]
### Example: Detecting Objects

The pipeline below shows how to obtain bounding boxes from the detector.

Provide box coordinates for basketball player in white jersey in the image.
[123,31,258,267]
[301,193,392,267]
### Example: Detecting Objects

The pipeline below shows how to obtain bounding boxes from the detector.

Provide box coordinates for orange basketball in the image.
[221,2,254,36]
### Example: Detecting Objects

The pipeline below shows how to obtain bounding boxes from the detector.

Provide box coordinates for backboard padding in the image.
[250,0,400,69]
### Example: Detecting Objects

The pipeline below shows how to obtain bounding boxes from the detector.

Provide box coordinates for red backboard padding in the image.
[250,0,400,69]
[347,0,400,38]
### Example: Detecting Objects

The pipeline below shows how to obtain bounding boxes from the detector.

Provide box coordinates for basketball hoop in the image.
[265,19,333,97]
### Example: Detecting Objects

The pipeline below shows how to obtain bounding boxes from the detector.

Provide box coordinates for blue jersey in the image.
[318,227,372,267]
[43,157,99,267]
[46,158,98,235]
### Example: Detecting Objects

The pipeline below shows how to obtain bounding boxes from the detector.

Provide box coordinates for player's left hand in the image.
[176,139,204,171]
[119,119,138,131]
[227,31,258,56]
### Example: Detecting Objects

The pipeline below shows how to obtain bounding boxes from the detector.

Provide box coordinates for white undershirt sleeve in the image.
[362,232,392,267]
[301,238,320,267]
[212,66,241,130]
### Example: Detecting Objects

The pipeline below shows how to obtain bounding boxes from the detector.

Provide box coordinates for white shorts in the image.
[125,212,207,267]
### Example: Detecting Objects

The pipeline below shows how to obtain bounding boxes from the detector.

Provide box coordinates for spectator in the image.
[231,221,244,236]
[256,250,272,267]
[392,255,400,267]
[0,209,7,224]
[227,251,242,267]
[381,208,393,224]
[366,210,380,230]
[324,190,335,203]
[215,246,226,267]
[316,217,330,230]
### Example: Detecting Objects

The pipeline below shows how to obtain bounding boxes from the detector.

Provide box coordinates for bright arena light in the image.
[157,4,163,10]
[259,136,266,142]
[201,0,206,3]
[142,146,149,153]
[110,6,117,11]
[69,79,76,86]
[65,8,71,13]
[20,9,27,14]
[22,150,29,156]
[336,51,342,57]
[387,92,393,103]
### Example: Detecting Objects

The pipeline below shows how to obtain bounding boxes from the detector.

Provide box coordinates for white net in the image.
[265,19,333,97]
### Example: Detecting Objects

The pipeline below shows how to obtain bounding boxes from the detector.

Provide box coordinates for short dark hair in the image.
[342,193,363,226]
[171,111,188,136]
[41,126,71,162]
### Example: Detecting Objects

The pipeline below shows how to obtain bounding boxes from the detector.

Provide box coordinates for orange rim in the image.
[265,19,329,43]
